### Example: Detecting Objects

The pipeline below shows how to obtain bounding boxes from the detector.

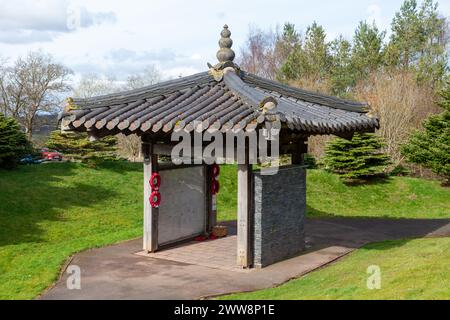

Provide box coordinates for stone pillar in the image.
[253,165,306,268]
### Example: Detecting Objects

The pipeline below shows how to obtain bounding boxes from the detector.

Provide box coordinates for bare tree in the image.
[0,51,72,139]
[0,56,26,119]
[125,64,162,90]
[239,27,275,78]
[239,24,300,80]
[355,70,440,166]
[0,57,7,115]
[116,65,162,161]
[72,74,120,99]
[116,134,143,162]
[72,67,162,162]
[239,26,282,80]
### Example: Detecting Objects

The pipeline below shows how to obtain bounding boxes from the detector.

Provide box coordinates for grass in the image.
[218,166,450,220]
[306,170,450,219]
[223,237,450,300]
[0,162,448,299]
[0,162,143,299]
[217,165,238,221]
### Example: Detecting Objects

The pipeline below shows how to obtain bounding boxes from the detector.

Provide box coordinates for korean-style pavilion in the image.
[60,25,378,268]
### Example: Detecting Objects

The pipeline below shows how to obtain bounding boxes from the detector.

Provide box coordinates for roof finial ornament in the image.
[208,24,239,81]
[217,24,235,63]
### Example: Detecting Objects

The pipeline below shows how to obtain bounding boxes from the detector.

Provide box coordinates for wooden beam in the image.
[142,137,159,252]
[153,141,242,163]
[291,140,307,165]
[237,145,253,268]
[153,143,175,156]
[335,132,354,140]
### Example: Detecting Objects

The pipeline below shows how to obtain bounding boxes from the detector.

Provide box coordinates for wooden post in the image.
[143,136,159,252]
[237,145,252,268]
[206,165,217,233]
[291,140,307,165]
[291,152,304,165]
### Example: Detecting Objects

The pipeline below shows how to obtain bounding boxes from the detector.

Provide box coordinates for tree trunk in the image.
[26,111,36,140]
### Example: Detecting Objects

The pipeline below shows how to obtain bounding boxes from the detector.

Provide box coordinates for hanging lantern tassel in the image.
[150,191,161,208]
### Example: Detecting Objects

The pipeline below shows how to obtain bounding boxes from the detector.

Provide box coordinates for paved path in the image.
[41,217,450,300]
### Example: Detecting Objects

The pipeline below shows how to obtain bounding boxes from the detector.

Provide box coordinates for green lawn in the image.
[0,162,144,299]
[223,237,450,300]
[219,166,450,220]
[0,162,448,299]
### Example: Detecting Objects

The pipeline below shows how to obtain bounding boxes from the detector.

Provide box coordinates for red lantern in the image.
[149,191,161,208]
[150,172,161,191]
[212,164,220,178]
[211,179,220,195]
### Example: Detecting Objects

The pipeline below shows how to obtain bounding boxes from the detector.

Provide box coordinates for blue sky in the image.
[1,0,449,82]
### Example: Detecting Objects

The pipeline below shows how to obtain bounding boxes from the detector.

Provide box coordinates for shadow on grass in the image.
[84,160,143,173]
[361,239,411,251]
[342,174,392,186]
[305,205,415,220]
[0,162,118,247]
[305,205,449,251]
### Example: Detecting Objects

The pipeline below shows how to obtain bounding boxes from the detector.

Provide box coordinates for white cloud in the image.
[0,30,55,44]
[0,0,69,31]
[0,0,116,43]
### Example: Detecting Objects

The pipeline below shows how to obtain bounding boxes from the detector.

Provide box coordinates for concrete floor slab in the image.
[40,217,450,300]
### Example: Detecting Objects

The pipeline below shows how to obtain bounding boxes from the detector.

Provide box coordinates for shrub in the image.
[304,153,318,169]
[322,133,390,180]
[401,83,450,184]
[46,130,118,163]
[0,114,32,169]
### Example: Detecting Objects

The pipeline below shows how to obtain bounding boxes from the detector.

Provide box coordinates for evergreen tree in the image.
[351,21,386,81]
[46,131,118,163]
[281,22,331,82]
[302,22,331,78]
[329,35,354,96]
[386,0,424,68]
[401,81,450,183]
[274,23,301,81]
[416,0,449,86]
[0,113,32,169]
[385,0,448,86]
[275,23,301,58]
[322,133,390,180]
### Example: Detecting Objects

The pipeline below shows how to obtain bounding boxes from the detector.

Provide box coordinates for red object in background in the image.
[149,172,161,191]
[211,179,220,195]
[194,235,207,241]
[209,234,217,240]
[212,164,220,178]
[149,191,161,208]
[41,149,63,161]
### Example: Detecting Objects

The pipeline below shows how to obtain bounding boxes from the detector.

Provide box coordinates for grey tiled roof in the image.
[61,69,378,136]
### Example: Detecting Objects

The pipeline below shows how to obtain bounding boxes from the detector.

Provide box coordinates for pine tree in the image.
[322,133,390,180]
[46,131,118,163]
[386,0,424,69]
[329,35,354,96]
[0,113,32,169]
[401,81,450,183]
[351,21,386,81]
[280,22,331,82]
[385,0,448,87]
